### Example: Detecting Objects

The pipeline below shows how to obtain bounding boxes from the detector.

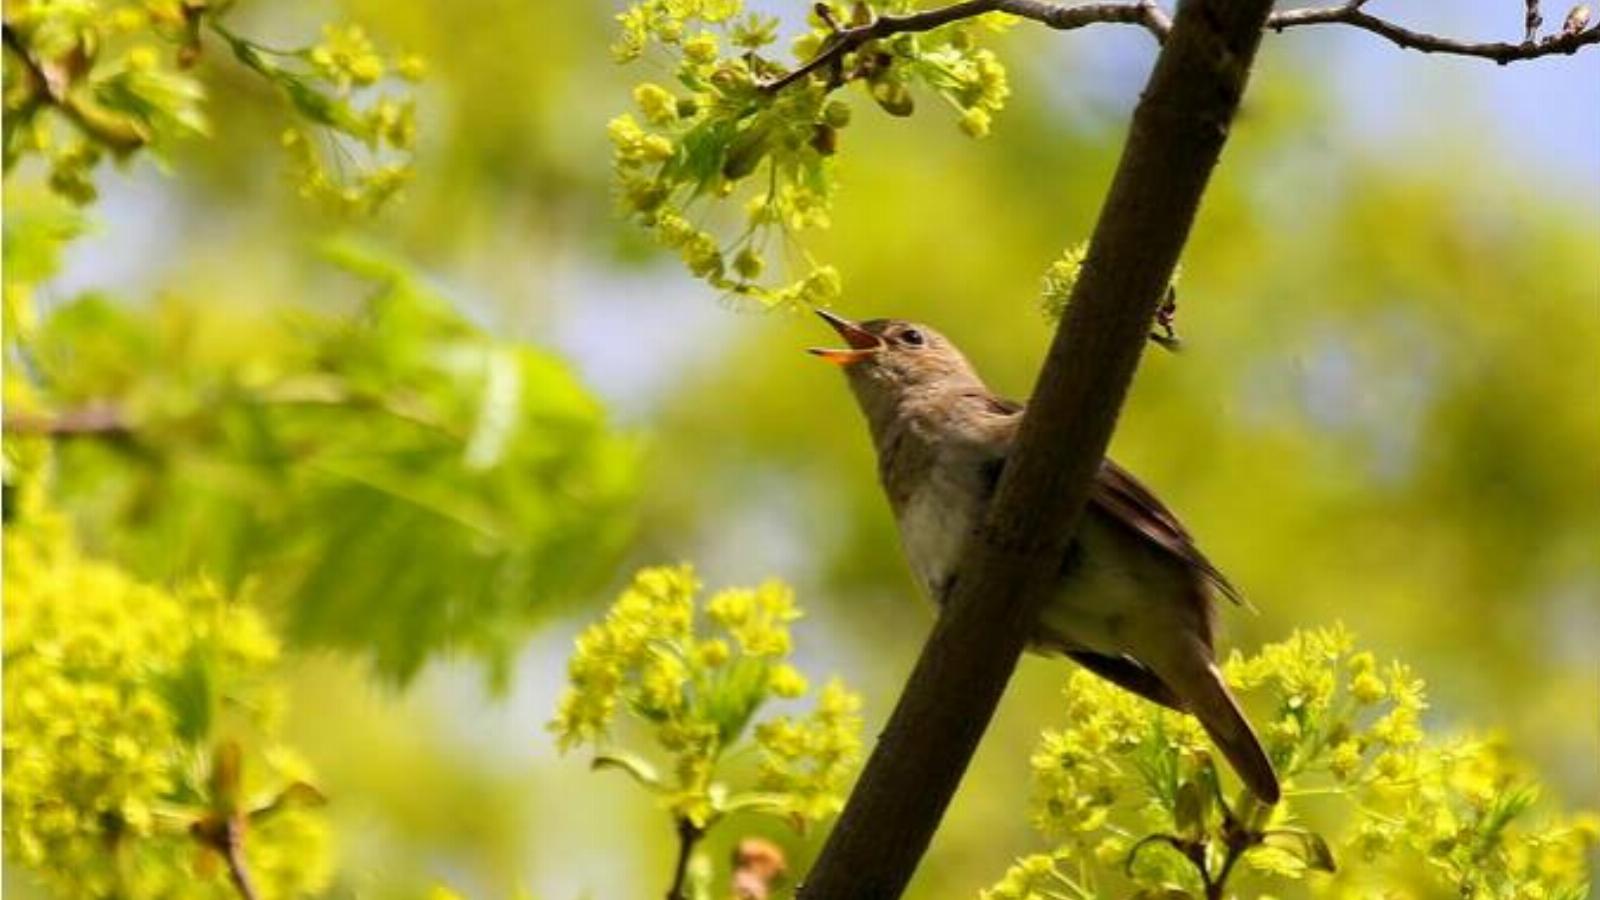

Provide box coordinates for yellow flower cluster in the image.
[554,564,698,749]
[2,515,330,898]
[2,3,420,216]
[1040,239,1181,323]
[3,0,209,205]
[309,24,386,89]
[1029,669,1211,843]
[754,680,864,823]
[271,23,424,216]
[1349,738,1598,897]
[987,626,1595,898]
[979,851,1075,900]
[551,565,862,832]
[607,0,1012,308]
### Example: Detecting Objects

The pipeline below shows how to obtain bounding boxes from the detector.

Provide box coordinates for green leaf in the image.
[209,741,244,815]
[28,248,639,685]
[281,76,359,132]
[718,791,794,817]
[591,751,664,791]
[1303,831,1337,873]
[159,647,216,745]
[1173,780,1205,838]
[2,192,87,289]
[695,656,770,746]
[250,782,329,823]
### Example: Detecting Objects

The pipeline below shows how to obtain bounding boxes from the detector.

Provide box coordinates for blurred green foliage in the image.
[2,488,330,898]
[2,0,421,212]
[7,216,639,684]
[3,0,1598,897]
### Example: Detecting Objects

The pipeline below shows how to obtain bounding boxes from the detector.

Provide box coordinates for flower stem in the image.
[666,816,704,900]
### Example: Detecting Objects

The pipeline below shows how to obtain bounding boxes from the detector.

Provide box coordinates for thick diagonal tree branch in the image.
[793,0,1276,896]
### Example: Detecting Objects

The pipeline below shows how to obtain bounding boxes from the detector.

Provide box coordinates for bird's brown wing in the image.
[1092,459,1244,605]
[969,392,1243,606]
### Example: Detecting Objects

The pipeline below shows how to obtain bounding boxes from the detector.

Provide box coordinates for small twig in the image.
[761,0,1174,92]
[1267,2,1600,63]
[221,819,261,900]
[761,0,1594,99]
[1,22,146,151]
[762,0,1003,93]
[996,0,1171,39]
[3,405,131,438]
[665,816,705,900]
[1206,841,1247,900]
[2,23,53,94]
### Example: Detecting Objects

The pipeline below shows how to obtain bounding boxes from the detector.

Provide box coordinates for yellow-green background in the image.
[8,0,1598,896]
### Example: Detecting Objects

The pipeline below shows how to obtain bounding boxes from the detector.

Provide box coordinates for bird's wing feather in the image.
[1091,459,1244,605]
[972,393,1244,606]
[1064,650,1184,711]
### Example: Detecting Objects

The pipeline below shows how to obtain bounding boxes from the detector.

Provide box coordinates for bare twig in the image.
[3,405,131,438]
[2,23,52,93]
[1267,2,1600,62]
[762,0,997,93]
[1206,842,1247,900]
[997,0,1171,39]
[760,0,1169,93]
[760,0,1595,96]
[665,817,704,900]
[220,820,260,900]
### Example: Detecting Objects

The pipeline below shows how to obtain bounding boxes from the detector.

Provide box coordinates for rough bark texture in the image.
[795,0,1275,896]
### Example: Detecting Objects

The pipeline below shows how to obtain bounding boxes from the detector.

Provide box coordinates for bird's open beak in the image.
[807,309,881,366]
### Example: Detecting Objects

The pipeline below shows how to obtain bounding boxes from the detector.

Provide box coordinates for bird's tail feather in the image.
[1171,656,1281,805]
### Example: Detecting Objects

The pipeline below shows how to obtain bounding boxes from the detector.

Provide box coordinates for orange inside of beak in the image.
[808,309,881,365]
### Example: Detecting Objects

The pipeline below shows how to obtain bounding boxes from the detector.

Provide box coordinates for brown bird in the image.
[809,310,1280,804]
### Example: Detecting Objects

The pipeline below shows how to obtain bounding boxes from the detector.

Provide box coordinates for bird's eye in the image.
[899,328,925,347]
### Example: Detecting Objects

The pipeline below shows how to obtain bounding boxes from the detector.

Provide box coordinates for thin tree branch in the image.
[759,0,1595,97]
[793,0,1276,894]
[1267,2,1600,62]
[1207,842,1247,900]
[665,817,703,900]
[762,0,997,94]
[760,0,1169,93]
[3,405,131,438]
[220,819,260,900]
[997,0,1171,39]
[2,22,146,151]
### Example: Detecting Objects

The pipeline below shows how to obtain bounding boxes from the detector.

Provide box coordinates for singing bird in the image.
[808,309,1280,804]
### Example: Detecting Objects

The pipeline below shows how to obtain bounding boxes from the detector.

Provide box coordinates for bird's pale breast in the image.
[895,458,987,605]
[895,455,1203,664]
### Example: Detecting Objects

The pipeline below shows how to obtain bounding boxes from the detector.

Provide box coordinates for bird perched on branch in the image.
[808,309,1280,805]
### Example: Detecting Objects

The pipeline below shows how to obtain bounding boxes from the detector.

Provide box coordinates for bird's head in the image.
[808,309,984,421]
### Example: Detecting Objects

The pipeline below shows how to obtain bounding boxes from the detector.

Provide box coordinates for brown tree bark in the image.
[796,0,1276,896]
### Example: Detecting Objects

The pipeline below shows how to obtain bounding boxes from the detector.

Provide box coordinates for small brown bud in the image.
[731,838,787,900]
[1562,3,1592,35]
[810,123,838,155]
